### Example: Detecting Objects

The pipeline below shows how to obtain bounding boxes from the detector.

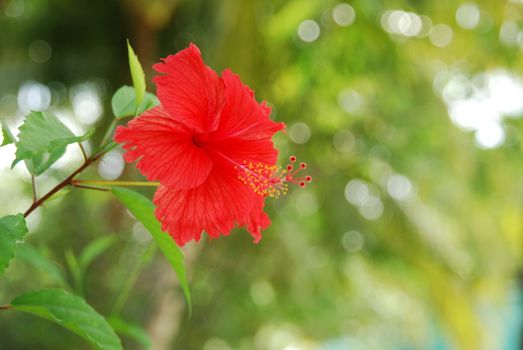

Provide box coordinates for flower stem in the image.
[72,180,160,187]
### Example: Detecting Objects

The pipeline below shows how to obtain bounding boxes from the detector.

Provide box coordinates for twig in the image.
[23,152,104,218]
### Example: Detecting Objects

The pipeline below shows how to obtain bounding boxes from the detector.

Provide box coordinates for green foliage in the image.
[79,236,117,270]
[111,187,192,314]
[111,86,136,118]
[12,111,94,176]
[66,236,117,295]
[15,245,68,288]
[0,214,28,276]
[1,120,15,147]
[108,316,152,349]
[11,288,122,350]
[127,40,146,106]
[111,86,159,118]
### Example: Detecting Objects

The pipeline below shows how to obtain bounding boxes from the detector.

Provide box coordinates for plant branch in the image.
[0,305,11,310]
[23,153,104,218]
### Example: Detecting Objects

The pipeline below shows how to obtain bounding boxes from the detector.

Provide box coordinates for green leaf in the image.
[108,316,152,349]
[79,236,117,271]
[137,92,160,115]
[111,86,159,118]
[95,141,119,157]
[1,119,16,147]
[15,244,68,287]
[111,86,137,118]
[111,187,191,314]
[0,214,28,276]
[12,111,94,175]
[11,288,122,350]
[127,40,146,106]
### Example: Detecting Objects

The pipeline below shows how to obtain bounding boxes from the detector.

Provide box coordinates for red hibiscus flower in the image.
[115,43,310,246]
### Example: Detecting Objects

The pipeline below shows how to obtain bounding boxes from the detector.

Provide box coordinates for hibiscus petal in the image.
[153,165,269,246]
[211,69,285,140]
[153,43,224,133]
[114,106,213,189]
[209,137,279,167]
[238,195,271,243]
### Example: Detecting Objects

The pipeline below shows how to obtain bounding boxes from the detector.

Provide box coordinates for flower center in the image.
[191,133,209,148]
[236,156,312,198]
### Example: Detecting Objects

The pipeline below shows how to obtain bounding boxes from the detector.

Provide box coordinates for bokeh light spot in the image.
[28,40,52,63]
[289,122,311,144]
[98,150,125,180]
[332,130,355,154]
[499,21,518,46]
[332,3,355,27]
[386,174,413,200]
[474,121,505,149]
[338,89,364,114]
[429,24,453,47]
[17,81,51,113]
[342,230,364,252]
[297,20,320,42]
[456,3,480,30]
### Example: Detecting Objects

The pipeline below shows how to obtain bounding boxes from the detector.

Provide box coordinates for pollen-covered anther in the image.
[237,161,287,198]
[237,156,311,197]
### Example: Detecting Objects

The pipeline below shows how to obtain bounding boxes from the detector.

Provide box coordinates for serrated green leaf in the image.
[111,187,191,314]
[15,244,68,287]
[127,40,146,106]
[0,214,28,276]
[12,111,94,175]
[11,288,122,350]
[111,86,159,119]
[1,120,16,147]
[108,316,152,349]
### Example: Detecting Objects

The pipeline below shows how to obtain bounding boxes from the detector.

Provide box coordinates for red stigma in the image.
[236,156,312,197]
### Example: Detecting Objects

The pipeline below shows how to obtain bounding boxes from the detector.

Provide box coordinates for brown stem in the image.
[23,153,103,218]
[0,305,11,310]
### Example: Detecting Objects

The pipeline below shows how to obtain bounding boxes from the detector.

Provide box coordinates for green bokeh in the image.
[1,0,523,349]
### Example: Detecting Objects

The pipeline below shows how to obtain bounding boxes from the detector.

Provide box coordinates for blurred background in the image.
[1,0,523,349]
